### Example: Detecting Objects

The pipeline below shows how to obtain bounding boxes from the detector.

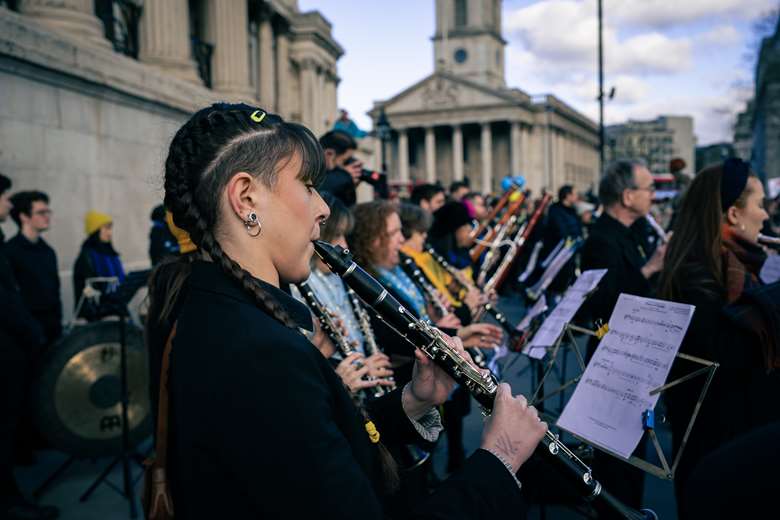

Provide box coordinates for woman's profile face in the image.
[99,223,113,243]
[729,177,769,244]
[454,223,473,248]
[263,153,329,283]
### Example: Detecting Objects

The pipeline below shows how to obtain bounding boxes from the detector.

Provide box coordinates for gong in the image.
[34,321,152,458]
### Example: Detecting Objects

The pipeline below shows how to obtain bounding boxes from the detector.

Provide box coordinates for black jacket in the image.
[320,167,357,207]
[0,230,45,350]
[579,212,652,328]
[5,233,62,342]
[166,261,523,519]
[665,282,780,507]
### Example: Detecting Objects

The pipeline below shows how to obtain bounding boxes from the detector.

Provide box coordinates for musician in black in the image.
[146,104,546,519]
[0,174,58,520]
[579,160,667,518]
[658,158,780,517]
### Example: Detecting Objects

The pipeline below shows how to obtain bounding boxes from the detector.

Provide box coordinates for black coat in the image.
[5,234,62,342]
[165,261,523,519]
[665,283,780,512]
[0,230,45,350]
[320,167,357,207]
[579,212,652,328]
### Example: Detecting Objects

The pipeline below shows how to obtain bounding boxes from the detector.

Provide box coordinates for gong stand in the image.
[79,311,144,518]
[34,274,150,518]
[79,272,152,518]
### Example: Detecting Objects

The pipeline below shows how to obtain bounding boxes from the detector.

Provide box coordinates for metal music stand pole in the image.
[79,307,141,518]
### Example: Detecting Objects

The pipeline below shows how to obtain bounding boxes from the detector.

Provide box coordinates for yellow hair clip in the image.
[364,421,380,444]
[250,110,266,123]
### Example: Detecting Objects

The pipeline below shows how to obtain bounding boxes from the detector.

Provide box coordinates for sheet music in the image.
[760,254,780,284]
[517,294,547,331]
[557,294,694,459]
[525,269,607,359]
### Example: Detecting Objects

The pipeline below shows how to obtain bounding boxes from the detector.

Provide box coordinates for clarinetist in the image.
[145,104,547,520]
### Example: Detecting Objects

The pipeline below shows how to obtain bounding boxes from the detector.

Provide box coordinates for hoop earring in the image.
[245,212,262,238]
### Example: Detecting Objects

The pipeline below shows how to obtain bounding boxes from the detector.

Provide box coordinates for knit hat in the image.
[84,210,112,236]
[165,211,197,254]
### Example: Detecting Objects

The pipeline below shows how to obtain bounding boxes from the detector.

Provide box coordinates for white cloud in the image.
[505,1,692,77]
[696,25,741,46]
[607,0,778,29]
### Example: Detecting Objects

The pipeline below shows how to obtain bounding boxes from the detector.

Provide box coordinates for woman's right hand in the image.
[335,353,393,394]
[480,383,547,473]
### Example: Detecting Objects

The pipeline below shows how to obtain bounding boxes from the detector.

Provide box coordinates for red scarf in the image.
[722,226,779,370]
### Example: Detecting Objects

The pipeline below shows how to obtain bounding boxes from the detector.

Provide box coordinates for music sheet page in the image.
[525,269,607,359]
[557,294,695,459]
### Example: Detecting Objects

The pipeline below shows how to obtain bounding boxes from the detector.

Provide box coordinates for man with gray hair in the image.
[578,159,667,518]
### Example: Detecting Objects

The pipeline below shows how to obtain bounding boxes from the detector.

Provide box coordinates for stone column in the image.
[275,31,290,117]
[398,129,410,183]
[481,122,493,194]
[139,0,200,83]
[298,60,316,131]
[20,0,110,49]
[452,124,464,181]
[207,0,254,100]
[258,16,276,109]
[510,121,522,176]
[425,127,437,183]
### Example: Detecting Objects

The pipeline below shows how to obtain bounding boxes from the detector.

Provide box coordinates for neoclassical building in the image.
[370,0,599,195]
[0,0,342,314]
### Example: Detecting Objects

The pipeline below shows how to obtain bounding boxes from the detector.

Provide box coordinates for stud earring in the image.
[245,211,261,237]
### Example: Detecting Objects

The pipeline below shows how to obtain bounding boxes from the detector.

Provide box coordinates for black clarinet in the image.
[398,255,488,370]
[313,241,657,520]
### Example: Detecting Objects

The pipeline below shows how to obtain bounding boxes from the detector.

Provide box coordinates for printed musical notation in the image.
[557,294,694,459]
[525,269,607,354]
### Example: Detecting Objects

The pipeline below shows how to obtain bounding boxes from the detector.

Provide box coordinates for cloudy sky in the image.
[299,0,777,145]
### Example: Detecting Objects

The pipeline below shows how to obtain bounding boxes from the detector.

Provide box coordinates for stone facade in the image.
[751,18,780,182]
[606,116,696,176]
[0,1,342,317]
[371,0,599,196]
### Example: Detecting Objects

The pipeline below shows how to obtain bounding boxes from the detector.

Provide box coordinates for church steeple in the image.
[433,0,506,88]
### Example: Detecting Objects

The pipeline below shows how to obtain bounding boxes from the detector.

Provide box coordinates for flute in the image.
[313,240,656,520]
[758,233,780,245]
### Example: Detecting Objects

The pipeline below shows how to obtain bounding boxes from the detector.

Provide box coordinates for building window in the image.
[94,0,142,59]
[189,0,213,88]
[455,0,467,28]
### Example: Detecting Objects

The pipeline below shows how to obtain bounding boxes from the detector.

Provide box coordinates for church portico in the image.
[371,0,599,195]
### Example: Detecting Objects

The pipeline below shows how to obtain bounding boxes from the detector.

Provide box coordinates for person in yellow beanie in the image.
[72,210,125,319]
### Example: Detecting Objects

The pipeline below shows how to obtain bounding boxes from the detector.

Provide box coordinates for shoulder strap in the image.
[155,322,177,465]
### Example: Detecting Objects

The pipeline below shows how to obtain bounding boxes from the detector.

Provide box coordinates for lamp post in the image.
[598,0,605,174]
[376,108,392,173]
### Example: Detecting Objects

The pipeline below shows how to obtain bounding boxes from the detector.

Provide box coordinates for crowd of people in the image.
[1,103,779,519]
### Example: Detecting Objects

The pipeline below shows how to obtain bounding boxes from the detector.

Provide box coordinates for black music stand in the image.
[77,271,150,518]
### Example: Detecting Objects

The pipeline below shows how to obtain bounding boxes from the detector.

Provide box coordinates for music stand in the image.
[533,322,719,481]
[76,271,150,518]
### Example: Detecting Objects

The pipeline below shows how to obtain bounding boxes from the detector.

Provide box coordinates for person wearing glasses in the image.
[6,191,62,345]
[577,159,668,519]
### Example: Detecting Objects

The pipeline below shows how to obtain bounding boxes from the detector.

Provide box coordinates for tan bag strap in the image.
[155,322,177,465]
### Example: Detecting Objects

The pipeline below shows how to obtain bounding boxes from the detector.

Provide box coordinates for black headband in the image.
[720,157,750,211]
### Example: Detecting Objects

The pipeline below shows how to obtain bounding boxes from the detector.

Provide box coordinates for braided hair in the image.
[159,103,325,328]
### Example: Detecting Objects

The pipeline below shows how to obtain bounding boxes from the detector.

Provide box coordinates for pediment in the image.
[381,73,518,114]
